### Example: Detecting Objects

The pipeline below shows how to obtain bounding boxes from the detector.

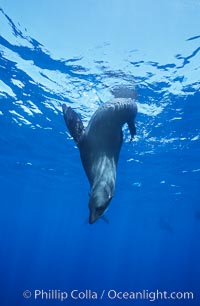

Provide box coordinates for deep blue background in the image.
[0,4,200,306]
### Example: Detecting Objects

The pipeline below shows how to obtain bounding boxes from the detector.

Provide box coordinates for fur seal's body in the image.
[62,97,137,224]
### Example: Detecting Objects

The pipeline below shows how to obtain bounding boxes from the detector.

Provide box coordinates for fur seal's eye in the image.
[96,207,104,212]
[96,207,105,215]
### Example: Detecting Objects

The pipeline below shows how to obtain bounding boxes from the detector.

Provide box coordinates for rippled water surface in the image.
[0,1,200,305]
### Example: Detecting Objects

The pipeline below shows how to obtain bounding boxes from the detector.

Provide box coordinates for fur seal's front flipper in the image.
[128,121,136,141]
[62,104,85,145]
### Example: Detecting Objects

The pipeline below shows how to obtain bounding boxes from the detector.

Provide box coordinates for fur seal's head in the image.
[88,189,113,224]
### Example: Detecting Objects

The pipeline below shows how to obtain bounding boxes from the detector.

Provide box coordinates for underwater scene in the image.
[0,1,200,305]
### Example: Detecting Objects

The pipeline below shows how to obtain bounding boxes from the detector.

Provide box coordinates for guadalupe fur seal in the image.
[62,92,137,224]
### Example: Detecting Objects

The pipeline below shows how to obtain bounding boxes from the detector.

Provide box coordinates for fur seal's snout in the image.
[88,193,112,224]
[62,88,137,224]
[89,211,98,224]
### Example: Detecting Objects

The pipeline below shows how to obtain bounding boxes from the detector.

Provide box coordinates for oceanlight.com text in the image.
[23,289,195,302]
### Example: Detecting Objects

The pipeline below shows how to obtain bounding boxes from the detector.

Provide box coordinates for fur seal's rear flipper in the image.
[62,104,85,145]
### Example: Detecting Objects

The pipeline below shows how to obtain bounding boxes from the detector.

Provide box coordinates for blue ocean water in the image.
[0,3,200,306]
